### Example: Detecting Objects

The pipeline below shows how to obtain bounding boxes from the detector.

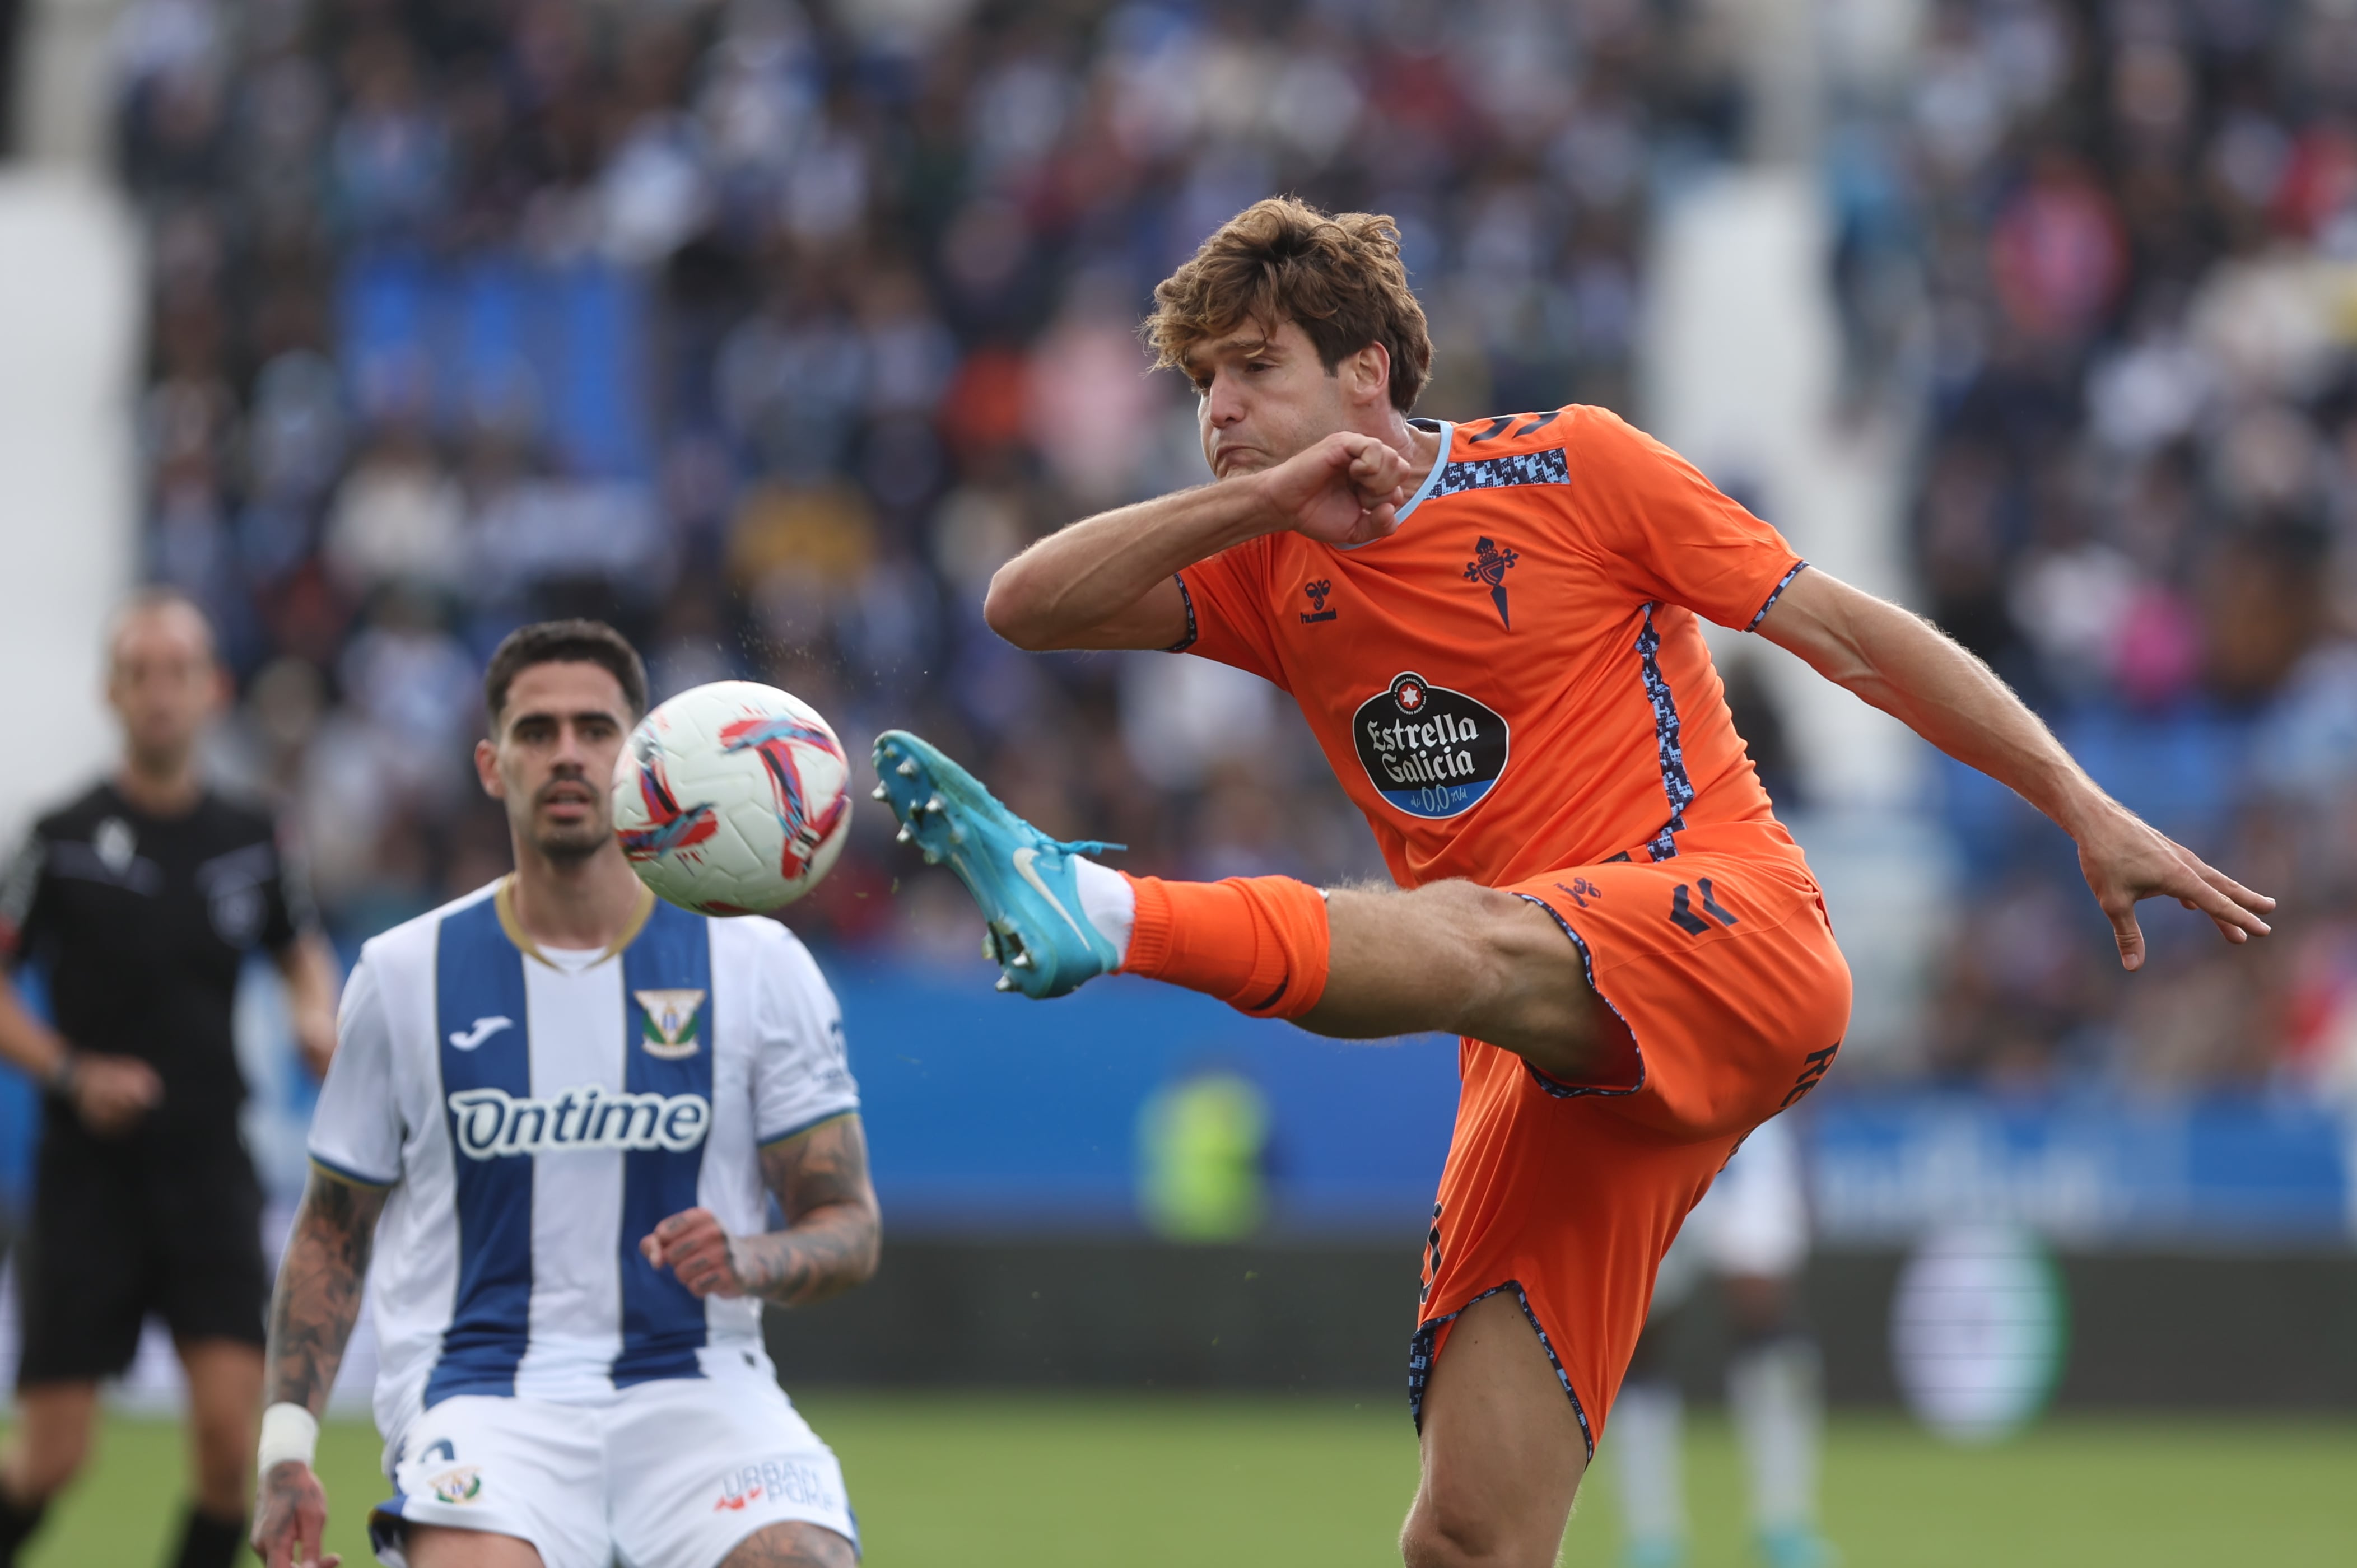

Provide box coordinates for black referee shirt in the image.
[0,781,318,1156]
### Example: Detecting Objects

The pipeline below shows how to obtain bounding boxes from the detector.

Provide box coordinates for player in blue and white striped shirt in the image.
[251,622,878,1568]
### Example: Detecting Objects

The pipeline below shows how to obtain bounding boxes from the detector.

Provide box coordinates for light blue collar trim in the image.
[1339,419,1451,550]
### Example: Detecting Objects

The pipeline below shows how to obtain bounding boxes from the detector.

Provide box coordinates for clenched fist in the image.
[640,1207,748,1298]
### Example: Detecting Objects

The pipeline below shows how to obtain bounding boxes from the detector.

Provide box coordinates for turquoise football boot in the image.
[870,730,1124,999]
[1622,1538,1687,1568]
[1756,1526,1838,1568]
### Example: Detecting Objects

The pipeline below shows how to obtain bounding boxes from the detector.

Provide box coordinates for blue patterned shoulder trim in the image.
[1432,445,1570,499]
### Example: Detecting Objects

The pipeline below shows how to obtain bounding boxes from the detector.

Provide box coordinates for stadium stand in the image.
[1848,0,2357,1095]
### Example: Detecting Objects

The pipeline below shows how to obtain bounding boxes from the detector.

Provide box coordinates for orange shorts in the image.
[1408,833,1851,1457]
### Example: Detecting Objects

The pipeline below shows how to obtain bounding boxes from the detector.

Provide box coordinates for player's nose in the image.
[1203,372,1248,427]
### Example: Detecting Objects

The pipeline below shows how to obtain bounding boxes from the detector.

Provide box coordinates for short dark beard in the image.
[530,819,609,866]
[518,761,610,865]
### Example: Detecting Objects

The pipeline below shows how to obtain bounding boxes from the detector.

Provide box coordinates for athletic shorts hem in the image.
[366,1497,552,1568]
[712,1509,863,1566]
[1510,893,1646,1099]
[13,1356,130,1390]
[377,1378,856,1568]
[1406,1279,1595,1460]
[368,1494,861,1568]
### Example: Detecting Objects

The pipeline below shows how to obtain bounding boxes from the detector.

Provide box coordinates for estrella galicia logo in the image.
[1301,579,1337,623]
[1353,673,1510,819]
[1462,538,1520,628]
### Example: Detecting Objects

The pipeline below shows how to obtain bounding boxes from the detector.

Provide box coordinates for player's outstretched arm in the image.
[643,1113,882,1306]
[1755,567,2275,970]
[252,1170,386,1568]
[984,431,1419,650]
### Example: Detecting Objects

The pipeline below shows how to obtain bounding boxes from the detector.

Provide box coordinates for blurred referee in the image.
[0,590,338,1568]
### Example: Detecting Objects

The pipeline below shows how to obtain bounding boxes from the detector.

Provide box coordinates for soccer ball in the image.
[612,682,853,915]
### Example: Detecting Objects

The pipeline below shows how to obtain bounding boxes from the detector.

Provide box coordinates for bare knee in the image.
[1437,883,1601,1062]
[1,1387,97,1501]
[1401,1495,1522,1568]
[2,1439,89,1502]
[1402,1291,1587,1568]
[1401,1460,1575,1568]
[1314,880,1597,1055]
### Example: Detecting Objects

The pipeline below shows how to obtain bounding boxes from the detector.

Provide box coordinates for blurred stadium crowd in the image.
[101,0,2357,1098]
[1886,0,2357,1096]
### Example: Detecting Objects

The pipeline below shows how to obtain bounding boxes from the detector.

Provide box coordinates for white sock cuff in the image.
[1070,856,1135,965]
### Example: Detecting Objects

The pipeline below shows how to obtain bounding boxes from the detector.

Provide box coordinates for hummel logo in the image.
[448,1016,514,1051]
[1301,579,1337,623]
[1462,539,1520,629]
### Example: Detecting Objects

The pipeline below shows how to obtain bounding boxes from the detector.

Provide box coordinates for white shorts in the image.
[368,1370,856,1568]
[1651,1113,1809,1316]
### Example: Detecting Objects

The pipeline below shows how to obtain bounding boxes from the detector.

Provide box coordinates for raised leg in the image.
[1400,1291,1589,1568]
[872,730,1610,1077]
[1304,880,1606,1079]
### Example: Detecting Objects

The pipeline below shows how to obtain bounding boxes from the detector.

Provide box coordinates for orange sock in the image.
[1119,874,1331,1020]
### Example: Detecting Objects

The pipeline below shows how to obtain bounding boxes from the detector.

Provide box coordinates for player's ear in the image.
[1348,340,1391,409]
[474,735,506,800]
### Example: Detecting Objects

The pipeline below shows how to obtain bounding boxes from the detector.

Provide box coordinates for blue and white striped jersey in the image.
[307,878,859,1436]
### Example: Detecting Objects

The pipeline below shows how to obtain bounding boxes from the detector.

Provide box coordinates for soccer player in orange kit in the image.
[870,198,2275,1568]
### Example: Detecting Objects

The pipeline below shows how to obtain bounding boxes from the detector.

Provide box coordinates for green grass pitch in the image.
[9,1398,2354,1565]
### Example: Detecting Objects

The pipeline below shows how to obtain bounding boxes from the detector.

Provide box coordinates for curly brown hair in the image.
[1145,197,1433,413]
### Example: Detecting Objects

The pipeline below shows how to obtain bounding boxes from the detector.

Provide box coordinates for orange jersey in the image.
[1176,404,1807,889]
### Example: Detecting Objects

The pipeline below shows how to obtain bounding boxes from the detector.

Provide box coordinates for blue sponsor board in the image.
[832,962,1461,1234]
[1806,1092,2351,1247]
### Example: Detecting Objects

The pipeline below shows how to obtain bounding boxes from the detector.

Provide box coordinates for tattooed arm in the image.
[252,1169,388,1568]
[642,1113,882,1306]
